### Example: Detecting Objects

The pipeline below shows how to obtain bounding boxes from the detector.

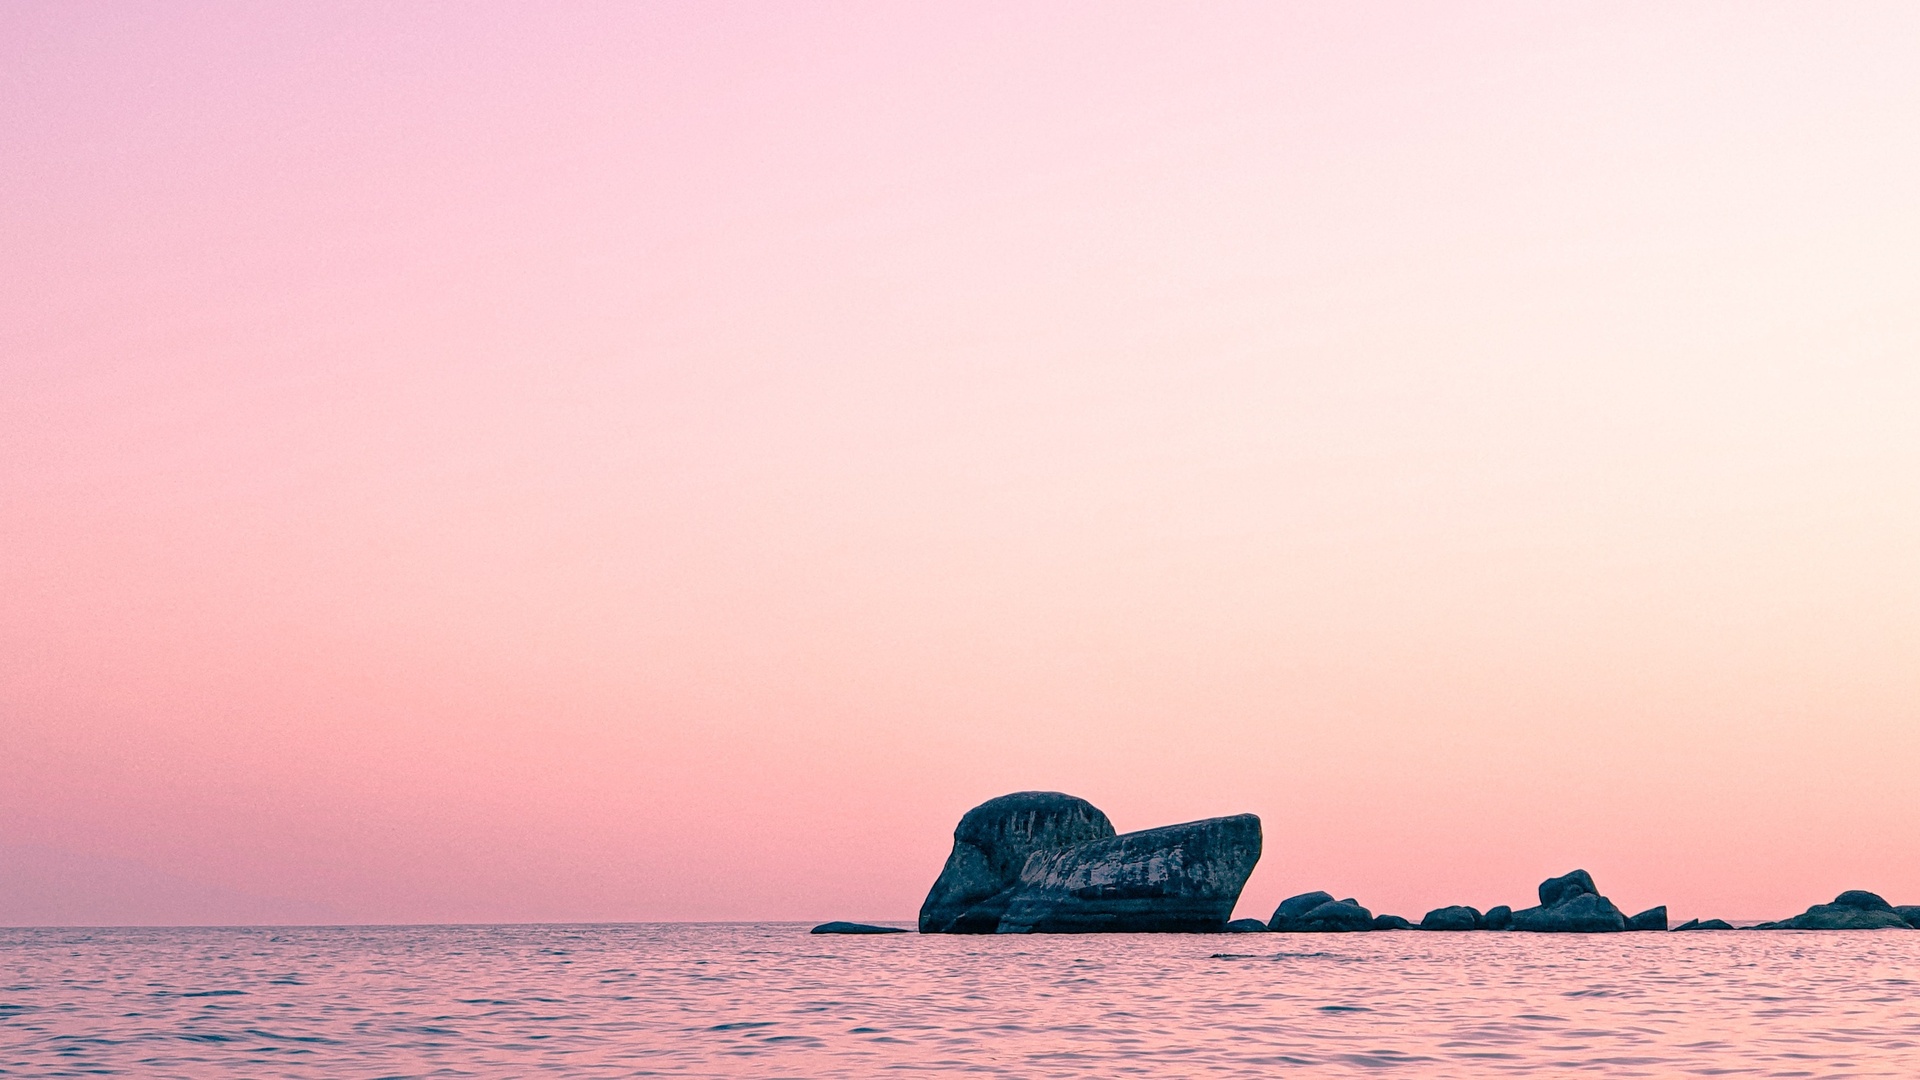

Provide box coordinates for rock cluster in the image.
[1265,870,1658,934]
[918,792,1262,934]
[1751,891,1913,930]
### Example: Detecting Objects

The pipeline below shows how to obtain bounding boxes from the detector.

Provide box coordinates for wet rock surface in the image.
[996,814,1263,934]
[918,792,1115,933]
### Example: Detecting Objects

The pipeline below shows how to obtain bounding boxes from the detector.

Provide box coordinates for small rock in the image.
[1224,918,1270,933]
[1420,905,1483,931]
[811,922,907,934]
[1370,914,1412,930]
[1268,891,1336,932]
[1832,890,1894,912]
[1627,906,1668,932]
[1673,918,1733,931]
[1538,869,1598,907]
[1896,906,1920,929]
[1484,905,1513,930]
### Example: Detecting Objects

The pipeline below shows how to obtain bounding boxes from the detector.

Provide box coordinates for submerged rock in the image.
[1290,898,1374,932]
[1754,891,1912,930]
[1225,918,1270,933]
[1371,914,1413,930]
[1420,905,1484,931]
[1267,891,1335,931]
[919,792,1115,933]
[1674,918,1734,931]
[1484,905,1513,931]
[995,814,1263,933]
[1627,906,1668,932]
[811,921,907,934]
[1509,869,1627,932]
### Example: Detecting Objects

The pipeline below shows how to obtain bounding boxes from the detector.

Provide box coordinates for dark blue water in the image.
[4,923,1920,1077]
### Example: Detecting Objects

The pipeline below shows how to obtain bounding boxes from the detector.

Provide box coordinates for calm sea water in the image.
[4,922,1920,1077]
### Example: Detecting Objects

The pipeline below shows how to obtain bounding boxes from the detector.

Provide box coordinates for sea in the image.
[4,922,1919,1078]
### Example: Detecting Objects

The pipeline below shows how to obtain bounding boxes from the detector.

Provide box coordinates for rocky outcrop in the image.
[1753,890,1912,930]
[1268,891,1334,930]
[1508,869,1628,932]
[1290,898,1374,932]
[1897,906,1920,929]
[1371,914,1413,930]
[995,814,1263,933]
[1225,918,1269,933]
[1420,905,1483,931]
[811,921,907,934]
[919,792,1115,933]
[1627,906,1668,931]
[1484,905,1513,930]
[1674,918,1733,931]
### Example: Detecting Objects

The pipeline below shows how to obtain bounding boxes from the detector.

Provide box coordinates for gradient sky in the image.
[5,2,1920,927]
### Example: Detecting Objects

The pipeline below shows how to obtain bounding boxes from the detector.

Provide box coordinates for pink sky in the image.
[4,2,1919,926]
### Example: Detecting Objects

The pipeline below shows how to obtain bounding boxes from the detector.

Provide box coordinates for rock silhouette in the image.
[811,922,907,934]
[1286,898,1374,932]
[995,814,1263,933]
[1509,869,1628,932]
[1627,906,1668,932]
[1371,914,1413,930]
[1421,905,1484,931]
[919,792,1114,933]
[1267,891,1335,931]
[1484,905,1513,930]
[1225,918,1269,933]
[1753,890,1912,930]
[1897,906,1920,929]
[1674,918,1734,931]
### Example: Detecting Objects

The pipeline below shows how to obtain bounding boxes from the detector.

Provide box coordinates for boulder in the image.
[1627,906,1668,932]
[995,814,1262,933]
[1896,906,1920,929]
[919,792,1115,933]
[1370,913,1413,931]
[1289,898,1374,932]
[1754,891,1913,930]
[1225,918,1270,933]
[1268,891,1335,931]
[1484,905,1513,930]
[1509,870,1627,932]
[1420,905,1483,931]
[811,921,907,934]
[1674,918,1733,931]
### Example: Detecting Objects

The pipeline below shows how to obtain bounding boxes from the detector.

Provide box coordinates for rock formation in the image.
[1420,905,1484,931]
[810,921,907,934]
[1508,869,1628,932]
[1484,905,1513,930]
[1898,906,1920,929]
[995,814,1263,933]
[918,792,1114,933]
[1225,918,1269,933]
[1285,898,1374,932]
[1753,890,1912,930]
[1267,891,1335,931]
[1371,914,1413,930]
[1674,918,1733,931]
[1627,906,1668,931]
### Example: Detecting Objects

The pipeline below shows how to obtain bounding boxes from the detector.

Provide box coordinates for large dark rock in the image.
[1754,891,1912,930]
[1674,918,1733,931]
[1896,906,1920,929]
[1484,905,1513,930]
[1290,898,1374,932]
[1371,914,1413,930]
[1267,891,1335,931]
[1420,905,1483,931]
[995,814,1262,933]
[1225,918,1270,933]
[1509,870,1627,932]
[811,921,907,934]
[919,792,1115,933]
[1627,906,1668,932]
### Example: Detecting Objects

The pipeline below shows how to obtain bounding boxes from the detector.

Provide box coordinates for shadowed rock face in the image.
[1627,906,1668,932]
[1267,892,1335,931]
[1510,869,1628,932]
[919,792,1115,933]
[1421,905,1483,931]
[995,814,1263,933]
[1755,891,1912,930]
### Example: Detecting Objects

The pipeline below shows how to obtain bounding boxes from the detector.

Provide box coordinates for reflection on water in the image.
[4,922,1920,1077]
